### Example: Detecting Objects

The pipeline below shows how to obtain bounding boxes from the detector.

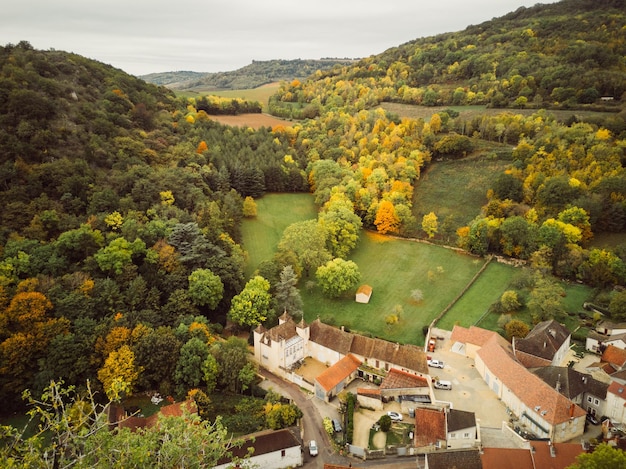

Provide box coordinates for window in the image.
[449,433,456,439]
[594,398,600,406]
[281,450,285,457]
[587,396,593,403]
[464,432,471,438]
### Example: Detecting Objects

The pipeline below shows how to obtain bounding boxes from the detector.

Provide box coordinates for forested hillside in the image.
[1,0,626,463]
[142,58,357,90]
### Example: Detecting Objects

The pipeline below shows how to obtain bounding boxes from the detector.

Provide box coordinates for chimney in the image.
[570,403,576,418]
[549,441,556,458]
[549,329,556,338]
[555,374,561,392]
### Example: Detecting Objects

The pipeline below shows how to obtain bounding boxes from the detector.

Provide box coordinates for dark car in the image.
[586,413,600,425]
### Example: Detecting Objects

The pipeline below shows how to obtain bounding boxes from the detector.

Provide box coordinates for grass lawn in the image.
[412,156,511,228]
[438,261,524,330]
[301,231,485,346]
[241,193,317,278]
[176,83,280,112]
[475,277,594,335]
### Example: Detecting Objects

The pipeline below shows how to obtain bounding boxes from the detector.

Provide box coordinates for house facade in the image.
[254,314,429,401]
[473,335,586,443]
[606,381,626,425]
[446,409,478,450]
[213,427,303,469]
[530,366,608,418]
[512,319,571,368]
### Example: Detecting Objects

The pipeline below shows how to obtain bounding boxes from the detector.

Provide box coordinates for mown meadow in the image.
[242,193,525,346]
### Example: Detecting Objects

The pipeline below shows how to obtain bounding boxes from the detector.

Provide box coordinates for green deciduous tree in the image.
[174,337,209,393]
[318,193,362,258]
[567,442,626,469]
[94,237,146,275]
[315,258,361,298]
[527,276,566,323]
[188,268,224,309]
[278,220,331,277]
[228,275,273,328]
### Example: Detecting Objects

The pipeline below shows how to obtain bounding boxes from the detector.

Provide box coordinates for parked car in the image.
[309,440,318,456]
[428,359,445,369]
[387,411,403,421]
[332,418,343,433]
[434,380,452,390]
[586,413,600,425]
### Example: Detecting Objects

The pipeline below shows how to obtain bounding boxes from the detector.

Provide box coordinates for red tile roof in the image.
[316,354,362,391]
[530,441,586,469]
[481,447,534,469]
[602,344,626,368]
[478,336,586,425]
[451,325,508,348]
[380,368,429,390]
[608,380,626,400]
[414,408,446,447]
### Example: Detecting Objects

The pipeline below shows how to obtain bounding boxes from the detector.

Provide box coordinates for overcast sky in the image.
[1,0,558,76]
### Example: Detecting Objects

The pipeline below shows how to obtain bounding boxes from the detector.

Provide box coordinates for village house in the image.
[475,335,586,442]
[254,313,429,401]
[213,427,303,469]
[424,449,482,469]
[530,366,608,419]
[512,319,571,368]
[586,344,626,382]
[586,319,626,353]
[451,325,586,443]
[606,381,626,425]
[412,407,478,451]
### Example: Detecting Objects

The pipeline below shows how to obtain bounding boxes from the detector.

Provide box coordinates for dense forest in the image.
[142,58,358,90]
[1,0,626,464]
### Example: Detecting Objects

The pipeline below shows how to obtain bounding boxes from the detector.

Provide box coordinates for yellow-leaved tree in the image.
[97,345,142,401]
[374,200,400,234]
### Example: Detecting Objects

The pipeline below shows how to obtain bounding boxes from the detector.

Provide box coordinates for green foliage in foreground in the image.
[0,381,242,469]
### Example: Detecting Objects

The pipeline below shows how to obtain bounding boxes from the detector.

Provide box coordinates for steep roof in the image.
[316,354,361,391]
[451,325,502,347]
[414,408,446,447]
[478,336,586,425]
[608,380,626,400]
[530,366,608,400]
[601,344,626,368]
[263,316,300,343]
[216,427,301,464]
[447,409,476,433]
[309,319,354,355]
[426,449,482,469]
[514,319,570,361]
[380,368,429,390]
[351,335,427,374]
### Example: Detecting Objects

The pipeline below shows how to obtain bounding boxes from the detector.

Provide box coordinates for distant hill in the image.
[140,58,357,91]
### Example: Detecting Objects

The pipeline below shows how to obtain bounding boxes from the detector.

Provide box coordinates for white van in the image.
[434,380,452,390]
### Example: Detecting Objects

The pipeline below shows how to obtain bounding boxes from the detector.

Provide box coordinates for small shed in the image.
[355,284,373,303]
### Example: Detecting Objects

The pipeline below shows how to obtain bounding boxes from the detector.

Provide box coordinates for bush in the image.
[378,414,392,432]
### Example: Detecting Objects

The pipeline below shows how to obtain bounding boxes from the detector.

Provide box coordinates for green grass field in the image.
[241,193,318,277]
[438,261,524,330]
[242,194,594,346]
[176,83,280,112]
[301,232,486,346]
[412,156,511,228]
